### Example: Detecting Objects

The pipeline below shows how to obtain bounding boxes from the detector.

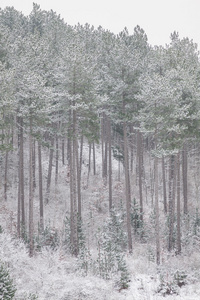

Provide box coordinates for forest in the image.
[1,3,200,299]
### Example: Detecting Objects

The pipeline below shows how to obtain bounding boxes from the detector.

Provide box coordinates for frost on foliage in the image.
[0,264,16,300]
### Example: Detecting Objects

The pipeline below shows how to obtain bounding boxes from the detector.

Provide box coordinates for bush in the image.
[0,264,16,299]
[35,223,59,251]
[157,270,187,296]
[96,209,130,290]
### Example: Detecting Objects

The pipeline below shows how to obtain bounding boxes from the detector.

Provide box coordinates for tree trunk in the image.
[17,145,21,238]
[79,135,84,176]
[93,142,96,176]
[122,100,132,253]
[72,109,78,256]
[32,139,36,189]
[55,134,59,184]
[4,150,8,201]
[182,143,188,214]
[176,151,181,254]
[108,118,112,210]
[87,143,91,186]
[130,126,134,173]
[38,141,44,232]
[137,130,143,223]
[76,138,81,219]
[62,137,65,165]
[162,155,167,213]
[101,114,105,179]
[168,155,176,251]
[19,117,25,239]
[46,137,54,203]
[155,155,160,264]
[29,117,34,257]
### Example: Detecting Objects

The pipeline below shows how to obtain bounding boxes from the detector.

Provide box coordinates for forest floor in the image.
[0,144,200,299]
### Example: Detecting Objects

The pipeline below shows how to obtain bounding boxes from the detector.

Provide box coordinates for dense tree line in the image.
[1,4,200,265]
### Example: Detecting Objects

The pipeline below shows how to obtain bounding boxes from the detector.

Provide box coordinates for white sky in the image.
[1,0,200,48]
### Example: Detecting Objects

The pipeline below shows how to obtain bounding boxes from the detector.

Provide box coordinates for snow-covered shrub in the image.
[131,198,144,238]
[18,293,38,300]
[35,223,59,251]
[174,270,187,287]
[77,218,93,276]
[157,270,187,296]
[0,263,16,299]
[96,209,130,290]
[63,215,71,253]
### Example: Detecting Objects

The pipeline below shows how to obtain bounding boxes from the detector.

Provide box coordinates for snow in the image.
[0,230,200,299]
[1,144,200,299]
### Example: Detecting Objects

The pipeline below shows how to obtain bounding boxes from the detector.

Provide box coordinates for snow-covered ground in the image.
[0,232,200,299]
[1,144,200,299]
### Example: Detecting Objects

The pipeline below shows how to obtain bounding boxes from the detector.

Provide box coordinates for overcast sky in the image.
[1,0,200,48]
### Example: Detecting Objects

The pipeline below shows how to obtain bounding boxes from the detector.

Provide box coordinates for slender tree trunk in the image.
[4,150,8,201]
[76,138,81,219]
[182,143,188,214]
[87,143,91,185]
[38,141,44,232]
[32,139,36,189]
[62,137,65,165]
[46,137,54,203]
[19,117,25,239]
[155,155,160,264]
[137,130,143,223]
[130,126,134,173]
[104,116,108,182]
[108,118,112,210]
[168,155,176,251]
[17,145,21,238]
[93,142,96,176]
[162,155,167,213]
[72,109,78,256]
[55,134,59,184]
[101,114,105,179]
[79,135,84,176]
[29,117,34,257]
[69,136,74,252]
[122,98,132,253]
[154,124,160,264]
[176,151,181,254]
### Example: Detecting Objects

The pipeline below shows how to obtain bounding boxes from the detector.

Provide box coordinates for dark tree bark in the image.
[4,150,8,201]
[38,141,44,232]
[46,137,54,203]
[176,151,181,254]
[137,130,143,223]
[108,118,112,210]
[155,155,160,264]
[55,134,59,184]
[162,155,167,213]
[76,138,81,219]
[182,143,188,214]
[168,155,176,251]
[93,142,96,176]
[32,139,36,189]
[19,117,25,239]
[62,137,65,165]
[87,143,91,185]
[29,117,34,257]
[122,96,132,253]
[79,135,84,176]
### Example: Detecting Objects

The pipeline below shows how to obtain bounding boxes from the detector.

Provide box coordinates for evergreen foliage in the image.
[0,264,16,300]
[131,198,144,236]
[96,209,130,289]
[1,3,200,297]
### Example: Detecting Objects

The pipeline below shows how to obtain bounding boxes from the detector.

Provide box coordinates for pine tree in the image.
[0,264,16,299]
